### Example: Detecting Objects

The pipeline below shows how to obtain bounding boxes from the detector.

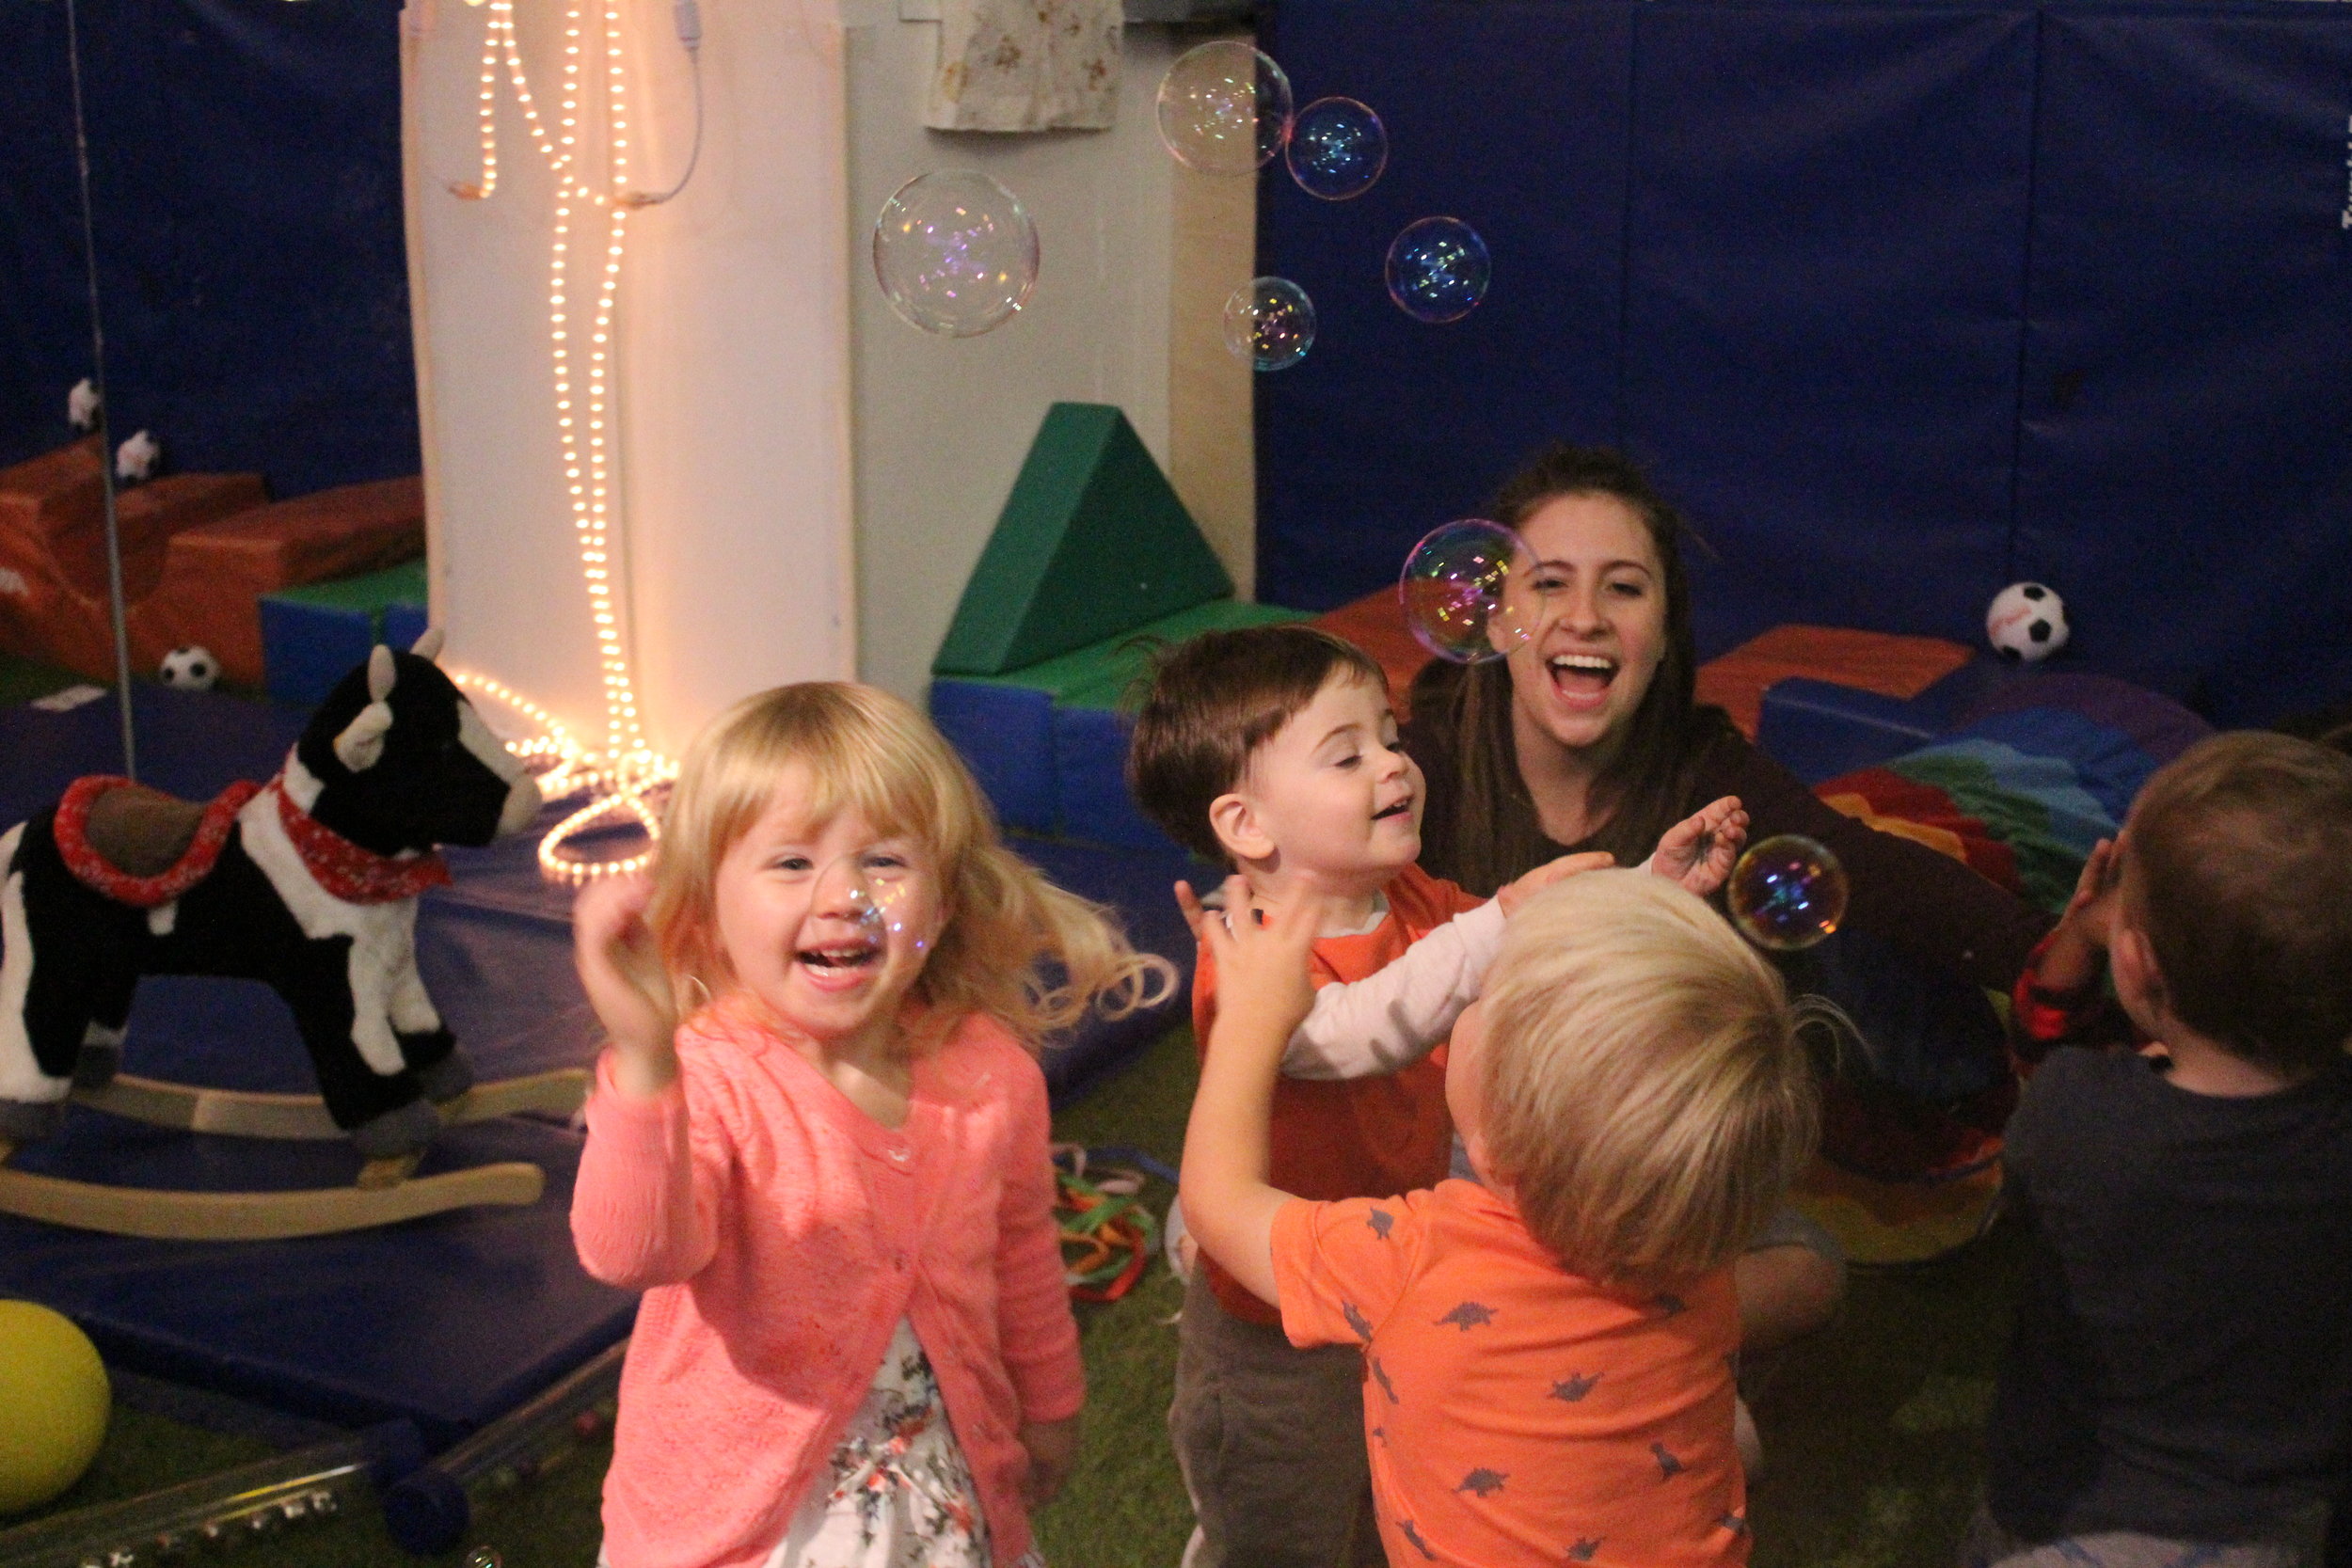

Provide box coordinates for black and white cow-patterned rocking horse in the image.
[0,631,587,1240]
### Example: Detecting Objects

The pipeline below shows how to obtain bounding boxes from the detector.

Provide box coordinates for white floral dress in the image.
[759,1320,1041,1568]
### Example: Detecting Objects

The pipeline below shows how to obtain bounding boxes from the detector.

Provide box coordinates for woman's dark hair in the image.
[1417,443,1732,895]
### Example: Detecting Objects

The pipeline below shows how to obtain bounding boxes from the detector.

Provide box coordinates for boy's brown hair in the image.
[1477,871,1819,1282]
[2124,731,2352,1075]
[1127,625,1389,863]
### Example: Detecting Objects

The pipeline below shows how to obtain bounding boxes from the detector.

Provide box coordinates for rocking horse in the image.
[0,631,589,1240]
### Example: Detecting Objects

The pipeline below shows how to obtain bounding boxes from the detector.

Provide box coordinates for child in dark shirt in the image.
[1974,732,2352,1568]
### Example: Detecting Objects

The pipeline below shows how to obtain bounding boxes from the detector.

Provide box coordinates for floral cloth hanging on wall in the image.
[926,0,1120,132]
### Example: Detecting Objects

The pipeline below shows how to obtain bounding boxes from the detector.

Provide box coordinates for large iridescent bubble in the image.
[1399,519,1532,663]
[871,170,1039,338]
[1385,217,1491,324]
[1157,41,1293,176]
[1727,834,1850,952]
[1223,277,1316,372]
[1286,96,1387,200]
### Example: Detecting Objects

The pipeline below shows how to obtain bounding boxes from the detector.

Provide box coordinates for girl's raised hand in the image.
[1651,796,1748,897]
[1176,876,1319,1047]
[573,872,679,1097]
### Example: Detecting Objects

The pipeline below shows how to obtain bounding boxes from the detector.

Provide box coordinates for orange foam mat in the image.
[1695,625,1974,738]
[126,476,424,687]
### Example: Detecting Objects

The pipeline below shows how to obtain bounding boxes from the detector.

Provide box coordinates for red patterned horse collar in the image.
[266,776,451,904]
[51,773,450,909]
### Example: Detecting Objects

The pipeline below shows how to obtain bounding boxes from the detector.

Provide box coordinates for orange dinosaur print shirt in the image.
[1270,1180,1749,1568]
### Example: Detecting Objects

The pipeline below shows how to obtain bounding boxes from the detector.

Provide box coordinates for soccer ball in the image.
[1986,583,2068,663]
[158,645,219,690]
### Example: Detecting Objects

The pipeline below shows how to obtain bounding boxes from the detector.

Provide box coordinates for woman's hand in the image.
[2036,835,2123,994]
[1496,850,1616,916]
[1176,877,1318,1042]
[1019,1413,1083,1510]
[573,872,679,1098]
[1650,796,1748,897]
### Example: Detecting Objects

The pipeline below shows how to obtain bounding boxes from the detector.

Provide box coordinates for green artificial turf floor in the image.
[1,1022,2026,1568]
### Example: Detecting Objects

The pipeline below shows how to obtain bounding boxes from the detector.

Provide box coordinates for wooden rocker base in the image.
[0,1136,545,1241]
[72,1068,590,1141]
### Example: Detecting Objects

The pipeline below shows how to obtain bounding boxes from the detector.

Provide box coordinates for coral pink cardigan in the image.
[572,1002,1085,1568]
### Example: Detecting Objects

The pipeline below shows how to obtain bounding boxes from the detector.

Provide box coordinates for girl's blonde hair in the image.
[1477,870,1820,1284]
[646,682,1173,1045]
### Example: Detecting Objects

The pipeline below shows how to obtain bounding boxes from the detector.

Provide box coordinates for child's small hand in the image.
[1177,876,1319,1044]
[1495,850,1616,915]
[573,872,679,1096]
[2037,835,2123,994]
[1650,796,1748,897]
[1018,1413,1082,1509]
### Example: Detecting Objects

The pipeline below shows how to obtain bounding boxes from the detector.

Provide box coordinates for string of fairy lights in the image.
[446,0,675,880]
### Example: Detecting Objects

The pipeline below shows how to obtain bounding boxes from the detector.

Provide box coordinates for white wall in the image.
[405,1,1242,743]
[846,19,1182,702]
[403,0,856,758]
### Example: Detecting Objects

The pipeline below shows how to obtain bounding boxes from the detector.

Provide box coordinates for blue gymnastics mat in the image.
[0,684,1192,1446]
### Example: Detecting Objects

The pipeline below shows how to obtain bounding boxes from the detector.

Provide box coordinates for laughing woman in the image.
[1404,443,2055,1352]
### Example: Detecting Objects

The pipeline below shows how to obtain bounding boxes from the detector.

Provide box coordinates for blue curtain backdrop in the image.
[1256,0,2352,727]
[0,0,420,499]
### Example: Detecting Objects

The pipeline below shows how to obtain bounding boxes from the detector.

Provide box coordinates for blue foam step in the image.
[1051,704,1181,852]
[930,680,1057,834]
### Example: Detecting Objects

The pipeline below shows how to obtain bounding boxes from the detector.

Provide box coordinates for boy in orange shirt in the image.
[1129,626,1741,1567]
[1180,868,1820,1567]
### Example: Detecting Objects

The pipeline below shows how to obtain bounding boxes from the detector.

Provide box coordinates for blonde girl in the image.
[571,683,1168,1568]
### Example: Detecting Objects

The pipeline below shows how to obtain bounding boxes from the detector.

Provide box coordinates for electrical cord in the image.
[629,0,703,206]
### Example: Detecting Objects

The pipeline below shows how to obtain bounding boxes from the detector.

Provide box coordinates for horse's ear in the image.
[410,626,445,662]
[367,644,397,703]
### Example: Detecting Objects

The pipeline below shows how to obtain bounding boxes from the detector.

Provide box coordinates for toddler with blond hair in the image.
[1182,868,1819,1567]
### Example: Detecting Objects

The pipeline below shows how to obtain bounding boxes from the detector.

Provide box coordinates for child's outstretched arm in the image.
[1644,795,1748,896]
[1178,877,1321,1308]
[1241,850,1613,1082]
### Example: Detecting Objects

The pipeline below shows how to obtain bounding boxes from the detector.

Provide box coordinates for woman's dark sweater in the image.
[1406,713,2053,993]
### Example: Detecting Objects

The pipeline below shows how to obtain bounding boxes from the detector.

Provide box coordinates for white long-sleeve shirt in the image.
[1280,896,1508,1080]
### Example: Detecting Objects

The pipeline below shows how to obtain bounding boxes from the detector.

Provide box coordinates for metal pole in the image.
[62,0,137,782]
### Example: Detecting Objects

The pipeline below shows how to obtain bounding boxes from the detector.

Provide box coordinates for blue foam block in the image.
[1051,703,1180,852]
[930,680,1056,833]
[259,596,376,707]
[1008,832,1200,1103]
[382,601,431,653]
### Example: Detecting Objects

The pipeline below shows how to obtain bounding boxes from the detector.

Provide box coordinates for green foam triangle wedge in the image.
[933,403,1233,676]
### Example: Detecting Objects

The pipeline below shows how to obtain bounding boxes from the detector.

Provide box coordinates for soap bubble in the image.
[822,853,930,956]
[1222,277,1315,372]
[1727,835,1849,952]
[1399,519,1531,663]
[1385,217,1490,324]
[871,170,1039,338]
[1286,96,1387,200]
[1157,41,1292,176]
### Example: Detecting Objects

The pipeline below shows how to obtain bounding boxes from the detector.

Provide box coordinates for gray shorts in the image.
[1167,1268,1383,1568]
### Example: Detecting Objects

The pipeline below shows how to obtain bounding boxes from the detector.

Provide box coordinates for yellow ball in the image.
[0,1300,109,1514]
